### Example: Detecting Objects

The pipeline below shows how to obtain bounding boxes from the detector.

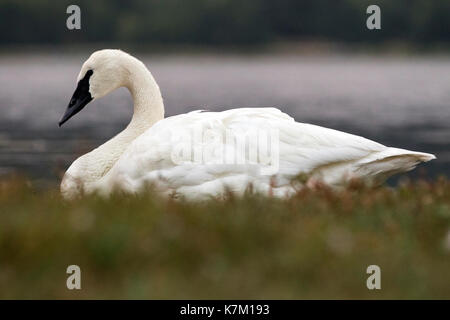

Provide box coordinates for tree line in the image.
[1,0,449,45]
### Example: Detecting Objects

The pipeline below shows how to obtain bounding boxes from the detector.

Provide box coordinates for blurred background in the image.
[0,0,449,188]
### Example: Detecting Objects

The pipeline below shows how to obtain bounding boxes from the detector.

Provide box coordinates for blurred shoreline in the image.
[1,41,450,57]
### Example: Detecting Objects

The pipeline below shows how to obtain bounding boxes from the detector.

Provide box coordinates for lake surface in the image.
[0,52,449,188]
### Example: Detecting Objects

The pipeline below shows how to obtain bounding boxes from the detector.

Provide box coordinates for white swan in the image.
[59,49,436,200]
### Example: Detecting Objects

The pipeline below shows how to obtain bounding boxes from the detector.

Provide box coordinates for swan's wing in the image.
[99,107,429,198]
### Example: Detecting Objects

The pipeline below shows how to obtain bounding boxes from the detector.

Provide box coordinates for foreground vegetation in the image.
[0,177,449,299]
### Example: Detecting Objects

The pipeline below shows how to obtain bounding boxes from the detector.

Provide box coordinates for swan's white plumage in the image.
[60,50,436,200]
[92,107,434,199]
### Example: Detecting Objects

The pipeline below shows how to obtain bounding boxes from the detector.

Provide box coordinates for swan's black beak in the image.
[59,70,93,127]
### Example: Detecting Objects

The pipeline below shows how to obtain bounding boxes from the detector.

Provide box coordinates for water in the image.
[0,52,449,188]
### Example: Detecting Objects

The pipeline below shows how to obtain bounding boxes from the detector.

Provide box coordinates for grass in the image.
[0,177,449,299]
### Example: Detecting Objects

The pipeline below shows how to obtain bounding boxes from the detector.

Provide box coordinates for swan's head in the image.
[59,49,132,126]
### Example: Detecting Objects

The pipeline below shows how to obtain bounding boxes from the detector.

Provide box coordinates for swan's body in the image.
[60,50,435,200]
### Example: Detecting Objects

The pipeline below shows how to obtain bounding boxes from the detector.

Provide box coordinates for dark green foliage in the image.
[0,0,449,45]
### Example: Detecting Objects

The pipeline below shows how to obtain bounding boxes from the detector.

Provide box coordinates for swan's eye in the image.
[70,98,76,106]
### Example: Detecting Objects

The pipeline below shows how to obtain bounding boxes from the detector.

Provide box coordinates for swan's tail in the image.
[354,148,436,184]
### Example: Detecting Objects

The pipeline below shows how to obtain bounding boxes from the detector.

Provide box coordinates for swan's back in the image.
[95,107,435,199]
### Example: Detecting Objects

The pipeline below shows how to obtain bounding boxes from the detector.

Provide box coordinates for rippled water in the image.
[0,53,449,187]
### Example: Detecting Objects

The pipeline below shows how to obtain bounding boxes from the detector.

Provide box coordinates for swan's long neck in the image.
[71,57,164,183]
[125,60,164,137]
